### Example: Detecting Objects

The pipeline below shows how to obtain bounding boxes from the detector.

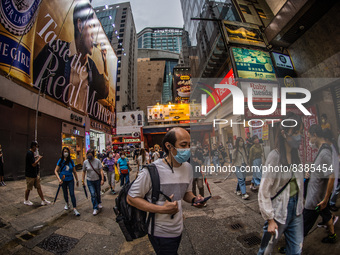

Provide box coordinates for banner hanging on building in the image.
[0,0,117,127]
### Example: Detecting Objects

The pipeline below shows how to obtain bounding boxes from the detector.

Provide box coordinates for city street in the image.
[0,161,339,255]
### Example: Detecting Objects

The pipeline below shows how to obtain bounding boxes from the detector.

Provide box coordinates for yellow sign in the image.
[262,124,269,140]
[147,104,190,122]
[223,20,266,48]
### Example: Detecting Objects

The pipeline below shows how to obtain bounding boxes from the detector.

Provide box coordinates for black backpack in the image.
[113,163,170,241]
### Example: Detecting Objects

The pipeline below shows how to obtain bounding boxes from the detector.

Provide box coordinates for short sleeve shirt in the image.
[57,159,75,181]
[128,159,193,238]
[117,158,129,170]
[83,158,102,181]
[103,158,115,172]
[25,150,38,178]
[305,144,333,210]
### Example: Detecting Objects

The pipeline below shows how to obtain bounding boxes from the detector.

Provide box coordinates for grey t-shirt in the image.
[83,158,102,181]
[128,159,193,238]
[305,145,333,210]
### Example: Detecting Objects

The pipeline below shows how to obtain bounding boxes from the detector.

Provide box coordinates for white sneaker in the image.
[64,204,70,210]
[93,209,99,216]
[41,199,51,206]
[98,203,103,209]
[235,191,242,196]
[74,209,80,216]
[242,193,250,200]
[24,200,33,206]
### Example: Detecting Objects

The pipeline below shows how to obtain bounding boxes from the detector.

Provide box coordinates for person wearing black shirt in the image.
[24,141,51,206]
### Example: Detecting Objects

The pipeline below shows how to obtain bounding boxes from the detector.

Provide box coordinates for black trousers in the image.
[303,206,333,236]
[148,234,182,255]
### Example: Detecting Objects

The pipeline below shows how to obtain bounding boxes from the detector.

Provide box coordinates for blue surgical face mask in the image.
[172,147,191,163]
[287,134,302,149]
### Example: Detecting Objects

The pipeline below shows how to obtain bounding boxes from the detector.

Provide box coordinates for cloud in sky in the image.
[91,0,184,33]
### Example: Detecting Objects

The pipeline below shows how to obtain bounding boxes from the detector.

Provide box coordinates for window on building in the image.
[119,33,124,37]
[122,15,126,19]
[119,29,124,32]
[117,50,122,55]
[256,8,267,19]
[118,45,122,48]
[121,19,125,23]
[116,95,120,101]
[120,24,125,27]
[117,70,121,74]
[239,4,251,15]
[117,77,120,83]
[122,11,126,14]
[118,39,123,43]
[123,8,127,10]
[118,63,121,67]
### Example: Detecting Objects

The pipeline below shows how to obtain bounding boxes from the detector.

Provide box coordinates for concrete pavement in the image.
[0,162,339,254]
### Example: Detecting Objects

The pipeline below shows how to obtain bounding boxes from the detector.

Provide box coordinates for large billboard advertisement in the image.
[0,0,117,126]
[116,111,144,135]
[147,104,190,123]
[231,47,276,81]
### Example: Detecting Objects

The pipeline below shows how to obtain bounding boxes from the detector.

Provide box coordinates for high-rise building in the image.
[137,27,184,54]
[95,3,138,112]
[180,0,205,46]
[137,49,180,111]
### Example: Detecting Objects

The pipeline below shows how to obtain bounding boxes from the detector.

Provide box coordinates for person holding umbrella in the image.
[54,147,80,216]
[82,149,104,216]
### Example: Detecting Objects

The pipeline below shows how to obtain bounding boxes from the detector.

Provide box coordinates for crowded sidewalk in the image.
[0,162,339,254]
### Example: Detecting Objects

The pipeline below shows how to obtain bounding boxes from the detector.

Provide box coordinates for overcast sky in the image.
[91,0,184,33]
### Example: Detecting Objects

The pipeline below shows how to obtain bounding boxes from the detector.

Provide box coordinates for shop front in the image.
[86,118,113,155]
[61,122,85,167]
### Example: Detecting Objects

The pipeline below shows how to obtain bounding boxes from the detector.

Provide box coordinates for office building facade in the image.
[95,3,138,112]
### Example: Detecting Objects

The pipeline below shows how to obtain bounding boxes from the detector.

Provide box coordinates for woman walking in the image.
[82,149,104,216]
[249,135,263,191]
[117,152,130,186]
[233,137,249,200]
[137,148,148,171]
[103,152,116,194]
[54,147,80,216]
[257,113,304,255]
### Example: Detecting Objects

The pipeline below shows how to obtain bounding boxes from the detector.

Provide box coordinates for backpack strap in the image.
[145,163,160,236]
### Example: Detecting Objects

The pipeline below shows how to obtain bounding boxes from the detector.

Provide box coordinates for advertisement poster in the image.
[116,111,144,135]
[147,104,190,122]
[232,47,276,81]
[174,68,191,103]
[302,106,319,164]
[0,0,117,126]
[223,21,266,48]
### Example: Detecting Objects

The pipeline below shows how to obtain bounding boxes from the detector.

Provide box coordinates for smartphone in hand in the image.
[193,196,212,205]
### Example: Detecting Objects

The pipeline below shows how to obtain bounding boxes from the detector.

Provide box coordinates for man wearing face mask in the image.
[304,124,337,243]
[127,127,205,255]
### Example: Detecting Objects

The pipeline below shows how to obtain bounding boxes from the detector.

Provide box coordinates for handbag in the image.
[88,160,106,182]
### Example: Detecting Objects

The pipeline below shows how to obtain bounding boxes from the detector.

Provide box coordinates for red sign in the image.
[206,69,236,114]
[302,106,318,164]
